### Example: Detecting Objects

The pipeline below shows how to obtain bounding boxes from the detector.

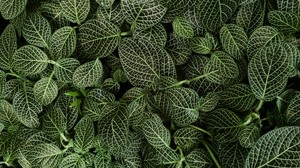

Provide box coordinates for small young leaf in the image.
[74,117,95,154]
[172,17,194,38]
[34,77,58,106]
[190,37,212,55]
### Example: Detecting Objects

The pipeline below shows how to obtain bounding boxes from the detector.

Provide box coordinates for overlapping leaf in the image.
[173,127,202,150]
[60,0,90,24]
[238,124,260,148]
[74,116,94,154]
[268,10,300,33]
[34,77,58,105]
[54,58,80,83]
[185,149,213,168]
[0,0,27,20]
[96,2,124,26]
[0,24,17,70]
[59,154,86,168]
[172,17,194,38]
[190,37,212,55]
[219,142,249,168]
[0,100,18,127]
[133,23,167,47]
[42,108,67,139]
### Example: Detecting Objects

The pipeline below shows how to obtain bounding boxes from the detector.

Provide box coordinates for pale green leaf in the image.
[60,0,90,24]
[268,10,300,33]
[49,26,76,60]
[34,77,58,105]
[96,0,115,9]
[185,148,213,168]
[220,24,248,59]
[3,79,21,101]
[238,124,260,148]
[172,17,194,38]
[173,127,202,150]
[219,84,256,111]
[133,23,167,47]
[0,99,18,127]
[59,154,86,168]
[42,108,67,139]
[219,142,248,168]
[74,116,95,154]
[94,152,111,168]
[12,45,49,75]
[122,154,142,168]
[13,88,42,128]
[154,147,180,165]
[96,2,124,26]
[248,44,290,101]
[0,0,27,19]
[40,2,70,29]
[72,59,103,88]
[22,13,51,48]
[54,58,80,83]
[245,126,300,168]
[119,38,176,88]
[190,37,212,55]
[198,92,219,112]
[0,24,17,70]
[277,0,300,15]
[78,19,121,57]
[121,0,167,30]
[285,93,300,126]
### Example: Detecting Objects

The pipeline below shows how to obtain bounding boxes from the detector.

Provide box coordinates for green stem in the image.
[189,125,213,139]
[60,133,68,143]
[0,162,5,164]
[255,100,264,112]
[7,70,34,85]
[120,31,132,37]
[201,140,222,168]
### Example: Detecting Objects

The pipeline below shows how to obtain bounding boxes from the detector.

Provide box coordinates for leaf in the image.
[164,88,200,127]
[0,99,18,127]
[238,124,260,148]
[185,148,213,168]
[198,92,219,112]
[49,26,76,60]
[96,2,124,26]
[72,59,103,88]
[204,51,239,84]
[236,0,265,35]
[60,0,90,24]
[74,116,95,154]
[121,0,167,30]
[268,10,300,33]
[13,88,42,128]
[154,147,180,165]
[247,26,284,60]
[12,45,49,75]
[40,2,70,29]
[0,0,27,19]
[206,108,243,143]
[277,0,300,15]
[3,79,21,101]
[197,0,238,31]
[27,143,63,168]
[248,44,290,101]
[220,24,248,59]
[285,93,300,126]
[0,123,3,132]
[133,23,167,47]
[94,151,111,168]
[22,13,51,48]
[0,24,17,70]
[219,84,256,111]
[190,37,212,55]
[219,142,249,168]
[245,126,300,168]
[34,77,58,105]
[173,127,202,150]
[172,17,194,38]
[78,18,121,57]
[42,108,67,139]
[119,38,176,88]
[96,0,115,9]
[54,58,80,83]
[59,154,86,168]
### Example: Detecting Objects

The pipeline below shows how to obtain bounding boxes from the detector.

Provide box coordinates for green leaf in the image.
[219,142,248,168]
[206,108,243,143]
[74,116,95,154]
[49,26,76,60]
[219,84,256,112]
[12,45,49,75]
[59,153,86,168]
[245,126,300,168]
[72,59,103,88]
[173,127,202,150]
[22,13,51,48]
[0,70,5,99]
[268,10,300,33]
[27,143,63,168]
[247,26,283,60]
[236,0,265,35]
[60,0,90,24]
[190,37,212,55]
[34,77,58,105]
[122,154,142,168]
[78,19,121,57]
[198,92,219,112]
[141,118,171,149]
[220,24,248,59]
[96,0,114,9]
[197,0,238,31]
[54,58,80,83]
[154,147,180,165]
[42,108,67,139]
[277,0,300,15]
[121,0,167,30]
[164,88,200,127]
[13,88,42,128]
[0,0,27,19]
[0,99,18,127]
[40,2,70,29]
[96,2,124,26]
[285,93,300,126]
[133,23,167,47]
[3,79,21,101]
[204,51,239,84]
[94,151,111,168]
[172,17,194,38]
[185,148,213,168]
[238,124,260,148]
[248,44,290,101]
[119,38,176,88]
[0,24,17,70]
[0,123,3,132]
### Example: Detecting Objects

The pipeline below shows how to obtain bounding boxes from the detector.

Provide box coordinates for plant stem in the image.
[60,133,68,143]
[255,100,264,112]
[7,70,34,85]
[189,125,213,139]
[121,31,132,37]
[0,161,5,164]
[201,140,222,168]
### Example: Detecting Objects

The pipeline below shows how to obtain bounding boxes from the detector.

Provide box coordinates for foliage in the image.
[0,0,300,168]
